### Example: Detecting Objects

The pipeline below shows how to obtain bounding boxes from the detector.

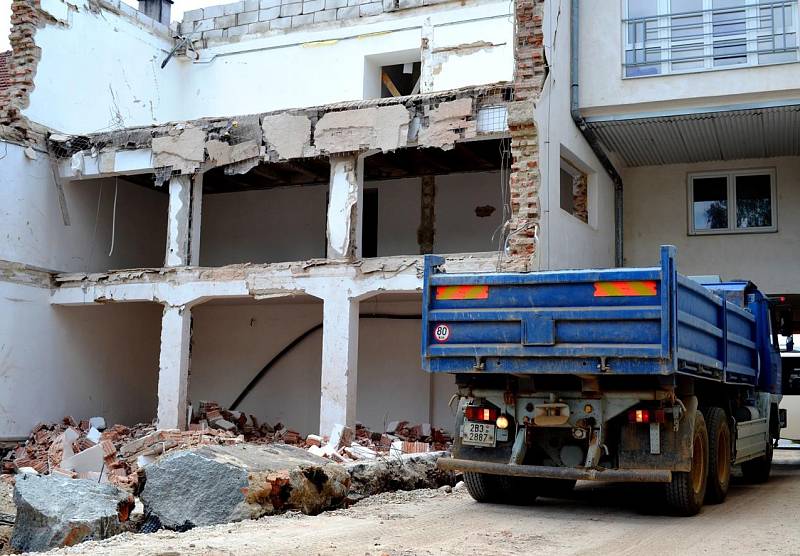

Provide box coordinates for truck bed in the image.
[421,246,759,385]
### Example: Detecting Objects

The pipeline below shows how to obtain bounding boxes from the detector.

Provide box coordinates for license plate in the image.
[462,422,496,447]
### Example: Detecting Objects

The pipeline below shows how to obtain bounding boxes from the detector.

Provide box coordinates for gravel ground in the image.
[28,450,800,555]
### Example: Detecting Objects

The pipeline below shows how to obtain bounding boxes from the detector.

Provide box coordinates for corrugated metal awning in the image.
[586,105,800,167]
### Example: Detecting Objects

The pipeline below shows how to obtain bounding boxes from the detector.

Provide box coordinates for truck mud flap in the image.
[438,457,672,483]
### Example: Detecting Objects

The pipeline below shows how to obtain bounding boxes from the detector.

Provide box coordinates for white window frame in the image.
[622,0,800,78]
[687,168,778,235]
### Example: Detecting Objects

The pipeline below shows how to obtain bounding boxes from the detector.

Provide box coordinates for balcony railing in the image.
[622,0,799,77]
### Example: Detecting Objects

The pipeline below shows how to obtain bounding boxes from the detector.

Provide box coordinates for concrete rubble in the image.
[10,474,134,553]
[0,407,455,551]
[140,444,350,530]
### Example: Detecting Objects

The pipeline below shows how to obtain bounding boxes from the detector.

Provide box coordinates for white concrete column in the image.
[165,175,191,267]
[188,173,203,266]
[319,291,359,435]
[157,304,192,430]
[326,154,364,259]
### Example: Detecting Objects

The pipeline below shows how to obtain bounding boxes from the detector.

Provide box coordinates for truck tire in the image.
[705,407,731,504]
[741,437,773,483]
[463,473,539,505]
[665,411,708,516]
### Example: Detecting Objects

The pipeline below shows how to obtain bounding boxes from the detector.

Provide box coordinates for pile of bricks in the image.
[193,401,305,445]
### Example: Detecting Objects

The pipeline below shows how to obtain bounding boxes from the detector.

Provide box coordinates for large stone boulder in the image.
[11,474,134,553]
[140,444,349,530]
[346,451,454,499]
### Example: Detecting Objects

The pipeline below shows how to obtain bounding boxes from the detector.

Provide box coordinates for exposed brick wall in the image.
[181,0,456,44]
[505,0,545,270]
[0,52,11,93]
[0,0,43,142]
[572,172,588,223]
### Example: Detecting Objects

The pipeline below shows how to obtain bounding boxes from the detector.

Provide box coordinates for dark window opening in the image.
[381,62,421,98]
[362,189,379,257]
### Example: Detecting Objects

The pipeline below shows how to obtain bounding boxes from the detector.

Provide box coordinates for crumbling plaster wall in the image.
[19,0,182,135]
[173,0,512,121]
[532,0,614,270]
[0,142,168,273]
[0,284,162,438]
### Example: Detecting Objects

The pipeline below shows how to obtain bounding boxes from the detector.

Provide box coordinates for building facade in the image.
[1,0,796,440]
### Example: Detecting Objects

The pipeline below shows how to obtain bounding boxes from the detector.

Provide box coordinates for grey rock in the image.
[345,452,453,500]
[11,475,134,553]
[141,444,350,531]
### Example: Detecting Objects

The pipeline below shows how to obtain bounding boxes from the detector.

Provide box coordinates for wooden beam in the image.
[381,71,402,97]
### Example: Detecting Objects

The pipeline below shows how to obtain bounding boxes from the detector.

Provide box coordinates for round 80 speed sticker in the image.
[433,324,450,342]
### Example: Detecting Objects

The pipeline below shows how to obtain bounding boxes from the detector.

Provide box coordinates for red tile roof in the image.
[0,51,11,94]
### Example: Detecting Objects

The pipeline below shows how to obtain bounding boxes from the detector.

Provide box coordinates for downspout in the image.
[570,0,624,267]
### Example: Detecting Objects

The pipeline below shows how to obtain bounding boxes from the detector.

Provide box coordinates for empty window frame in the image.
[560,158,589,223]
[688,169,777,234]
[380,62,421,98]
[623,0,799,77]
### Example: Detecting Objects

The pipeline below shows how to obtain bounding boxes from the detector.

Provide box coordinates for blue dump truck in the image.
[422,246,785,516]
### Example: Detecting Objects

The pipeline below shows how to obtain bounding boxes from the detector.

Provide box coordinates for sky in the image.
[1,0,224,52]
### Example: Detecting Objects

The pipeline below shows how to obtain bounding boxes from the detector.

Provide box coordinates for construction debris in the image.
[10,474,134,553]
[140,444,350,530]
[346,451,454,500]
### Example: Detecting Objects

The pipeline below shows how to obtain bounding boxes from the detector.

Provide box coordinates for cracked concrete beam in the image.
[152,126,206,174]
[314,105,410,155]
[205,139,260,167]
[417,98,476,150]
[262,112,313,160]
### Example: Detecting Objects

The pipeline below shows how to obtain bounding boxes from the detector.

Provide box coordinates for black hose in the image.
[229,313,422,410]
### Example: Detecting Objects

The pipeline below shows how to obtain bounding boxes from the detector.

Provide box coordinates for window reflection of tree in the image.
[704,201,728,229]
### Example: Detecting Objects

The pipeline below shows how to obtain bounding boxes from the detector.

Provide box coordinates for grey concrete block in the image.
[202,29,225,39]
[258,7,281,20]
[398,0,422,8]
[382,0,397,10]
[228,23,249,36]
[259,6,280,19]
[203,4,226,18]
[337,5,359,18]
[248,21,271,32]
[152,19,170,35]
[271,16,293,28]
[314,8,337,21]
[118,1,140,18]
[193,18,215,32]
[237,10,259,24]
[280,2,302,16]
[260,0,281,7]
[359,1,383,16]
[224,1,245,14]
[244,0,260,10]
[183,8,204,22]
[214,14,237,28]
[281,0,297,5]
[291,13,314,25]
[347,0,360,6]
[303,0,324,12]
[325,0,347,8]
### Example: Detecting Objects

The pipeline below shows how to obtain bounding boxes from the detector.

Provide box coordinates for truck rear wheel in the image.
[705,407,731,504]
[741,437,773,483]
[665,411,708,516]
[463,472,538,505]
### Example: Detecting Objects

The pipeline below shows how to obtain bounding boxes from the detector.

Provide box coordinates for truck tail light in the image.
[465,406,498,422]
[627,409,666,424]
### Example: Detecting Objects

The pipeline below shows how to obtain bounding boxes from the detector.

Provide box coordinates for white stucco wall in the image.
[622,156,800,294]
[0,287,161,438]
[189,297,455,436]
[535,0,615,270]
[24,0,512,133]
[578,1,800,118]
[0,142,168,272]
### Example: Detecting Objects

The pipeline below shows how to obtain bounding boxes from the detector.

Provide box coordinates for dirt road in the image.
[42,450,800,556]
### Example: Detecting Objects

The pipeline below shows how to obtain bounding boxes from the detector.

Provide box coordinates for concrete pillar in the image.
[326,154,364,259]
[319,292,359,435]
[157,305,192,430]
[165,175,192,267]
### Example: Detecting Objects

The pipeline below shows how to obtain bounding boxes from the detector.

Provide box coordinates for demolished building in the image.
[0,0,616,441]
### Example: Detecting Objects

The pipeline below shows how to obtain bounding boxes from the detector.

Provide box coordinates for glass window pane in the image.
[736,174,773,228]
[625,48,662,76]
[693,177,729,230]
[628,0,659,18]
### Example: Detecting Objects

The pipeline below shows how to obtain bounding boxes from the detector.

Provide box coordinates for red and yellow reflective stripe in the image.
[435,285,489,300]
[593,280,657,297]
